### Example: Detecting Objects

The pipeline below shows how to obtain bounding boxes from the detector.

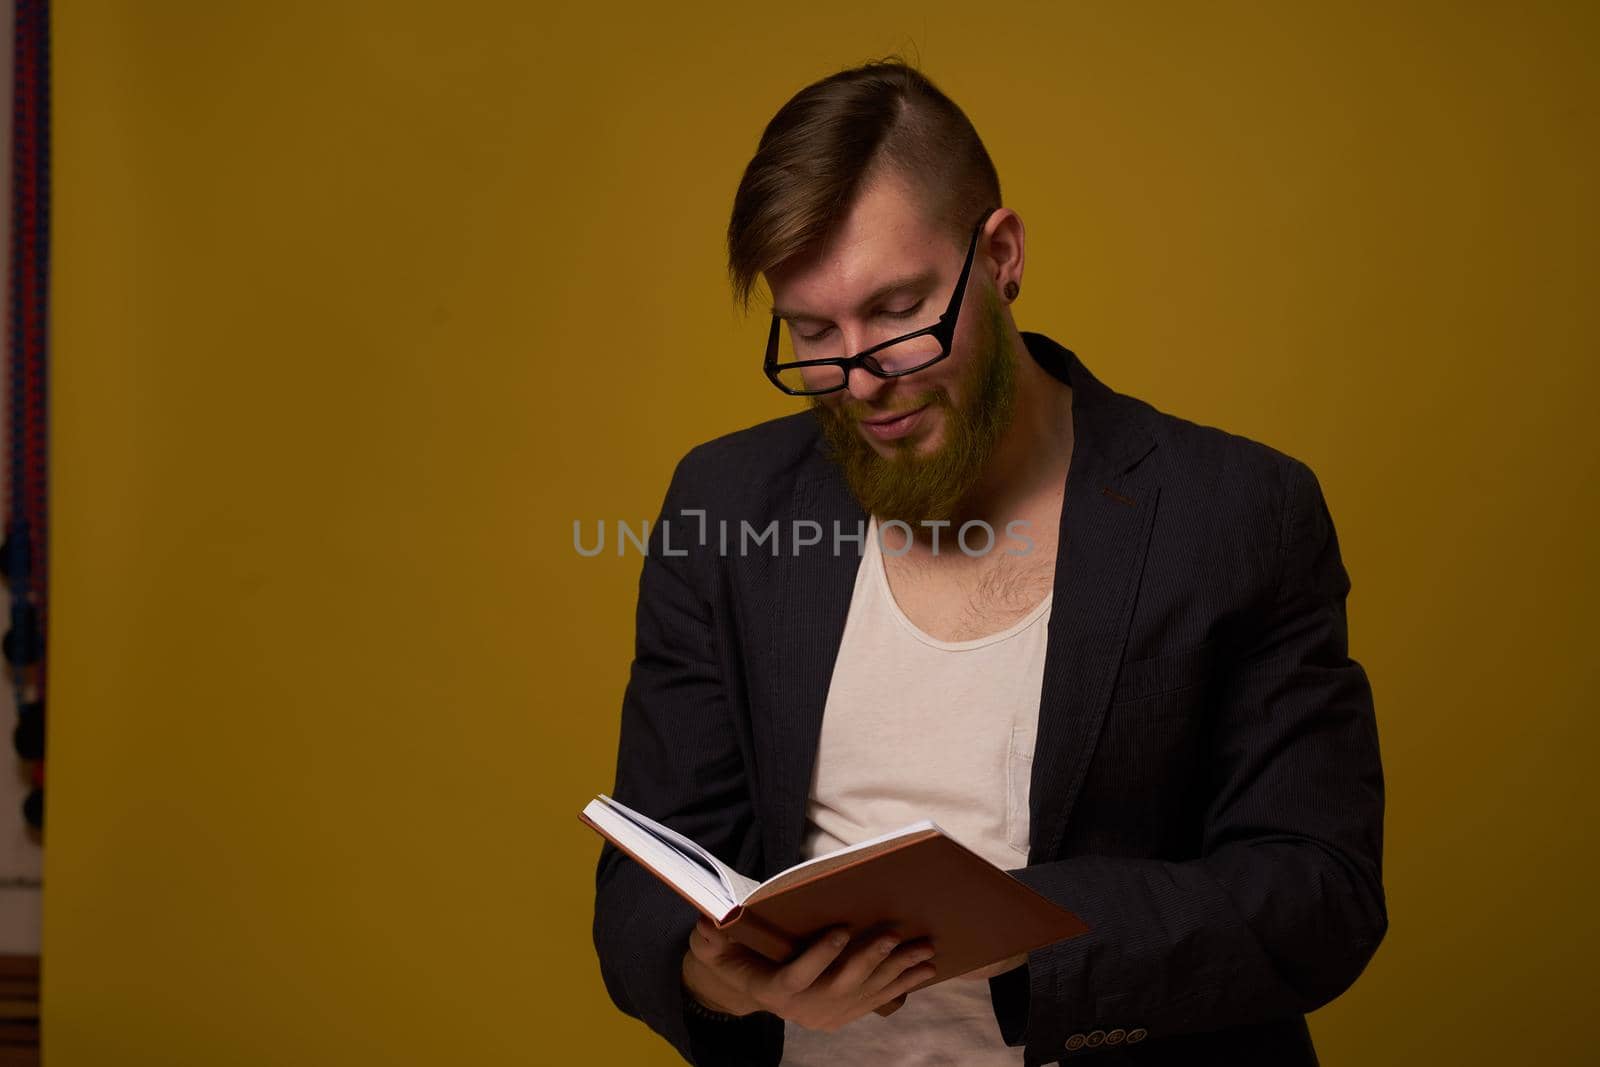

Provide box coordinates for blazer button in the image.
[1065,1033,1086,1051]
[1085,1030,1106,1047]
[1127,1027,1148,1043]
[1105,1029,1126,1045]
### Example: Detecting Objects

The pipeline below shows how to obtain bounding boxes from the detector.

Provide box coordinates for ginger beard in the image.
[811,286,1017,528]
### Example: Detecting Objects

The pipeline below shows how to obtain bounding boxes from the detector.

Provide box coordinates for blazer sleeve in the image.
[990,457,1387,1056]
[590,449,785,1067]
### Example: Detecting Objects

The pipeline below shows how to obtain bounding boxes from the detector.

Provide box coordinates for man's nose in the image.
[844,363,889,403]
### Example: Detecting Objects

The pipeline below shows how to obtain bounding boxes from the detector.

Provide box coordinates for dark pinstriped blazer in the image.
[592,332,1386,1067]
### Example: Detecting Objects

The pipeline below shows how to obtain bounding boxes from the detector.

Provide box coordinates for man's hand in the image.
[682,919,937,1033]
[957,951,1027,981]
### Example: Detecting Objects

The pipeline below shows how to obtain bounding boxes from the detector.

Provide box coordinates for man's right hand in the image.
[681,919,937,1032]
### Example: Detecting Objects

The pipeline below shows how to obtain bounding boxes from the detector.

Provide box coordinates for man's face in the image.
[810,285,1014,527]
[765,177,1017,525]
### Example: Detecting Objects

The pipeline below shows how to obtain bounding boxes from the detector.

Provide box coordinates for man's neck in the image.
[949,325,1075,529]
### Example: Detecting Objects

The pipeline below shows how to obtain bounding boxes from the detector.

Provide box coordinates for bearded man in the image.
[592,58,1385,1067]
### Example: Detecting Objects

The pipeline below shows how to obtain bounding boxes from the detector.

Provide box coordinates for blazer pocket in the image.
[1111,641,1215,705]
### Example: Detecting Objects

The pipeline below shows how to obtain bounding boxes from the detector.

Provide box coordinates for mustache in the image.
[825,390,948,422]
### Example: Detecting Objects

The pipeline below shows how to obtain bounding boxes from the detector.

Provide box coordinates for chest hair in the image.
[882,538,1058,643]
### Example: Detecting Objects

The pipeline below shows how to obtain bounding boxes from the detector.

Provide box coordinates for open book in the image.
[582,794,1088,985]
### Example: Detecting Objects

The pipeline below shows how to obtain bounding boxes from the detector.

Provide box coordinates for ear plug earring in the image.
[1003,281,1020,301]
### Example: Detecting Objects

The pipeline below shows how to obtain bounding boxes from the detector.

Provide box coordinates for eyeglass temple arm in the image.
[939,210,992,329]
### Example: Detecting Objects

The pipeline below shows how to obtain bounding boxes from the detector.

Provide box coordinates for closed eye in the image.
[798,303,923,344]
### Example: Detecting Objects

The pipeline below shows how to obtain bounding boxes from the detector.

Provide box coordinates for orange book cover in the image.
[582,795,1088,992]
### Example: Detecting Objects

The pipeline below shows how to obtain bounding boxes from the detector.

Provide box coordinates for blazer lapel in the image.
[765,464,866,874]
[1027,338,1161,862]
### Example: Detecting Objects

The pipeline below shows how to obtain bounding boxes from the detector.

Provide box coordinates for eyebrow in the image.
[769,269,939,323]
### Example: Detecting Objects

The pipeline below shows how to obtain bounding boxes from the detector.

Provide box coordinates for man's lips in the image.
[861,406,923,425]
[859,403,930,440]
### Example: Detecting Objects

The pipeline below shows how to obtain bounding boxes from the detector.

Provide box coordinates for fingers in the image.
[826,932,906,991]
[857,937,936,999]
[684,950,752,1014]
[774,926,852,996]
[693,917,733,953]
[692,918,760,963]
[690,919,773,987]
[688,920,726,963]
[817,932,935,1026]
[873,993,908,1018]
[690,920,937,1031]
[867,957,939,1011]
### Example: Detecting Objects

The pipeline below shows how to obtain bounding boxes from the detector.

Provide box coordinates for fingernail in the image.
[831,930,849,947]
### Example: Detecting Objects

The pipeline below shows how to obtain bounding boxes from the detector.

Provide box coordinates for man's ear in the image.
[984,209,1026,297]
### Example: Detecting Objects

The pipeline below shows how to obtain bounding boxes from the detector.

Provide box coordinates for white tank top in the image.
[782,516,1052,1065]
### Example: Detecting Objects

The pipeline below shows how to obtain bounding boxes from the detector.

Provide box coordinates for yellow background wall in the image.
[46,1,1596,1063]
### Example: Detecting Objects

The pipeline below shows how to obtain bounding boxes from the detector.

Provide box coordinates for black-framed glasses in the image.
[764,207,998,396]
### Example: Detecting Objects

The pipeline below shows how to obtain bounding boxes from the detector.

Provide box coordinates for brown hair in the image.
[726,56,1002,314]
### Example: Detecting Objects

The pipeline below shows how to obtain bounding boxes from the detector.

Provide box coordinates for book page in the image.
[601,796,761,908]
[748,821,943,904]
[583,798,736,918]
[597,796,762,903]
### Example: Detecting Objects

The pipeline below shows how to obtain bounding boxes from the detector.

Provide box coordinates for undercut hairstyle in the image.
[726,56,1003,314]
